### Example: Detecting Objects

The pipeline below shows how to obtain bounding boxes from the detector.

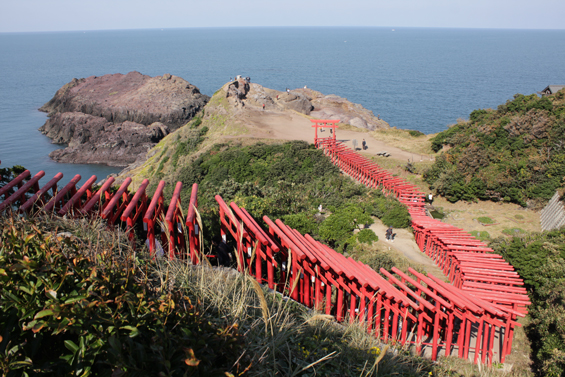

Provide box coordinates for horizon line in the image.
[2,25,565,34]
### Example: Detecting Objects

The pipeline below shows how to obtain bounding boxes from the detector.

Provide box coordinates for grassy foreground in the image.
[0,214,535,377]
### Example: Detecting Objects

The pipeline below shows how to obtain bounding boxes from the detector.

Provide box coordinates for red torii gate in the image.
[311,119,339,147]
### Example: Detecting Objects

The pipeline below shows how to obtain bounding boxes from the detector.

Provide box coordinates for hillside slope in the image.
[425,90,565,206]
[120,81,429,191]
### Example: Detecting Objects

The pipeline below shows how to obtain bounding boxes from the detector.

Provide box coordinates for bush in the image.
[407,130,425,137]
[319,204,373,252]
[0,216,241,376]
[424,90,565,205]
[170,127,208,168]
[490,230,565,375]
[502,228,526,236]
[470,230,490,241]
[190,116,202,128]
[380,205,412,228]
[476,216,495,224]
[356,229,378,245]
[281,212,319,236]
[529,258,565,376]
[358,252,397,274]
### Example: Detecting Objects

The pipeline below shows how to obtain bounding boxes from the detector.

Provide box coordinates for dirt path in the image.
[369,218,447,279]
[236,107,429,161]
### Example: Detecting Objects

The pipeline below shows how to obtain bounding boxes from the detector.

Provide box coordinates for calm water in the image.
[1,27,564,183]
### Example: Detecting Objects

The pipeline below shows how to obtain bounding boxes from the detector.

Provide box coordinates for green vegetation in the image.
[407,130,425,137]
[356,229,379,245]
[490,230,565,376]
[425,90,565,205]
[476,216,494,224]
[0,215,241,376]
[0,165,27,189]
[502,227,526,236]
[469,230,490,241]
[189,116,202,129]
[171,140,410,253]
[170,126,208,168]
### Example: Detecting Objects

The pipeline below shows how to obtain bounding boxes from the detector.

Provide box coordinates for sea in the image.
[1,27,564,183]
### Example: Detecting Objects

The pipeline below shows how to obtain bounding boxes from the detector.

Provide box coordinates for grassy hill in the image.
[424,90,565,207]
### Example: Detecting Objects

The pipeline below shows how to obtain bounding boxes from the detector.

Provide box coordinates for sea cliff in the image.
[39,71,209,166]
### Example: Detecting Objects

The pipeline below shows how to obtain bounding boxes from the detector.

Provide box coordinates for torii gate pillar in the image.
[311,119,340,147]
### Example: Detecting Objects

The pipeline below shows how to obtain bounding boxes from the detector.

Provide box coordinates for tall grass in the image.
[154,257,438,376]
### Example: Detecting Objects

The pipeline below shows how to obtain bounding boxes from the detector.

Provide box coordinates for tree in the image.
[319,204,373,252]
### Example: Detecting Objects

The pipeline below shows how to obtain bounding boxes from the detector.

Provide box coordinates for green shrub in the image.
[357,229,378,245]
[281,212,319,236]
[319,204,373,252]
[424,90,565,205]
[407,130,425,137]
[529,258,565,376]
[170,127,209,168]
[476,216,495,224]
[490,231,565,375]
[358,251,397,273]
[502,227,526,236]
[190,116,202,129]
[380,204,412,228]
[470,230,490,241]
[0,165,27,187]
[0,165,32,204]
[0,216,241,376]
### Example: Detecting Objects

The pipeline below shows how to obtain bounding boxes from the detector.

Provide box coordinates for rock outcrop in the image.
[223,81,386,131]
[225,80,314,115]
[297,89,388,131]
[41,112,170,166]
[39,72,209,166]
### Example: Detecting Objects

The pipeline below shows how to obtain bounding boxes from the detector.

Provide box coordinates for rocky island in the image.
[39,71,209,166]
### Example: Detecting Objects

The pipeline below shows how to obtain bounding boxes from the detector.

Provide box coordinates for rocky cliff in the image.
[39,72,209,166]
[225,81,387,131]
[300,88,388,131]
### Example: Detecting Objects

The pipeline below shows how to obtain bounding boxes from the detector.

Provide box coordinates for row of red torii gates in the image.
[0,122,529,366]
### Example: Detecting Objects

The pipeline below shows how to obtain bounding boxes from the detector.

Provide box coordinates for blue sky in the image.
[1,0,563,32]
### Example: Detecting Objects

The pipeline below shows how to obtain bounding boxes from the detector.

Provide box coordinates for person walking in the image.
[362,139,367,150]
[428,193,434,205]
[385,226,394,242]
[262,103,265,110]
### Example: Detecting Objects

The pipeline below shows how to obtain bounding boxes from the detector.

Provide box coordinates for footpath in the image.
[369,217,447,279]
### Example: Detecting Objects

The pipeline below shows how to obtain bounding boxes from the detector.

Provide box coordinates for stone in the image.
[40,112,171,167]
[39,72,208,166]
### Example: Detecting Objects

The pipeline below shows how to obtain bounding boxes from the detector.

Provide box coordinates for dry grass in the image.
[370,128,438,156]
[153,258,441,376]
[430,197,542,239]
[155,258,537,377]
